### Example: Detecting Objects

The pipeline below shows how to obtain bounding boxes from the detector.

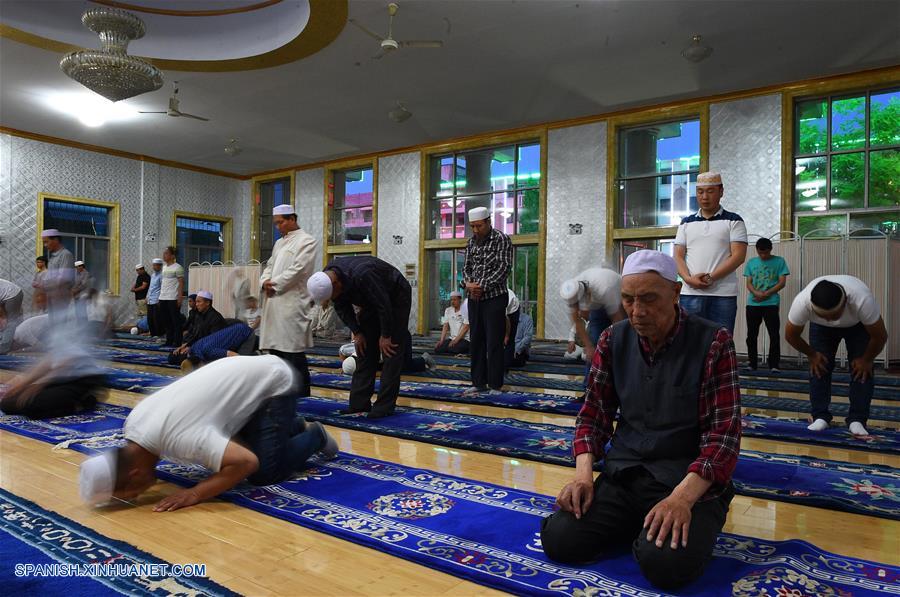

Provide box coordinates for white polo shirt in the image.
[442,305,469,340]
[788,275,881,329]
[568,268,622,316]
[124,355,295,472]
[674,207,748,297]
[159,262,184,301]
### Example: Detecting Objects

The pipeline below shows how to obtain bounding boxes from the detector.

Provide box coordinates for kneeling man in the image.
[540,250,741,591]
[79,355,337,511]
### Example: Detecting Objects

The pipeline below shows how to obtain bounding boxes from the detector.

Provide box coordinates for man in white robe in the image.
[259,204,318,394]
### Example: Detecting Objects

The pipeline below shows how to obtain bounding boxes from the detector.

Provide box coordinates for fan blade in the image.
[348,19,385,41]
[371,50,386,60]
[138,111,167,114]
[178,112,210,122]
[400,40,443,48]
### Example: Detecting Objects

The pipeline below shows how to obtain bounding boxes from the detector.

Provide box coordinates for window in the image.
[615,119,700,229]
[329,166,374,246]
[615,239,677,271]
[425,248,467,329]
[427,142,541,240]
[257,177,291,263]
[509,245,538,321]
[793,88,899,238]
[173,213,231,294]
[40,195,118,292]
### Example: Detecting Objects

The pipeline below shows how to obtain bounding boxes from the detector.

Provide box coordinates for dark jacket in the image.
[325,256,411,335]
[184,306,226,345]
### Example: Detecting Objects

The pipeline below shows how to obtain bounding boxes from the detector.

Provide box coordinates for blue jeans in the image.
[808,323,874,426]
[583,309,612,387]
[679,296,737,334]
[238,395,324,486]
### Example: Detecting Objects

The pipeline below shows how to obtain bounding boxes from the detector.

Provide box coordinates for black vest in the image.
[604,314,719,488]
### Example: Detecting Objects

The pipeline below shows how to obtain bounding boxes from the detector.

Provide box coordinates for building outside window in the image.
[41,196,117,292]
[257,177,291,263]
[330,166,374,246]
[793,87,899,238]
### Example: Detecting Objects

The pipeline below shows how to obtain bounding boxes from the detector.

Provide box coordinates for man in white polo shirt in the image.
[673,172,747,333]
[158,246,185,347]
[435,291,470,354]
[79,355,338,510]
[785,276,888,437]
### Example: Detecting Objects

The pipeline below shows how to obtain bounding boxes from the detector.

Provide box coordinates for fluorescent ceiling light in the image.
[44,91,138,127]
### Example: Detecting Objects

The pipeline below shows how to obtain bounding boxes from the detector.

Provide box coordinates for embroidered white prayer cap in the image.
[79,450,117,505]
[273,204,295,216]
[621,250,678,282]
[449,291,462,299]
[197,290,213,300]
[342,355,357,375]
[560,279,584,303]
[307,271,333,303]
[135,264,145,270]
[74,260,85,267]
[468,206,489,222]
[696,171,723,187]
[41,228,61,238]
[151,258,164,265]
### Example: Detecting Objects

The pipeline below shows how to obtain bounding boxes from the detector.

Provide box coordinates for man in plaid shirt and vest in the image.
[461,206,512,396]
[540,250,741,591]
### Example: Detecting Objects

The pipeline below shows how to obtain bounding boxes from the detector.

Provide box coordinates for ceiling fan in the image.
[138,83,209,121]
[349,2,443,60]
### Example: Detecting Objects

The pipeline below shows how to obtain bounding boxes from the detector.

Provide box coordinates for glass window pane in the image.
[616,173,695,228]
[795,99,827,155]
[83,238,109,291]
[850,210,900,238]
[456,146,516,194]
[428,250,455,330]
[830,152,865,209]
[338,207,373,244]
[869,149,899,208]
[794,157,828,211]
[618,119,699,177]
[332,167,373,245]
[516,189,540,235]
[869,89,900,147]
[516,144,541,188]
[509,245,538,320]
[429,155,454,198]
[490,192,516,236]
[427,199,452,240]
[798,214,846,238]
[44,200,109,237]
[831,95,866,151]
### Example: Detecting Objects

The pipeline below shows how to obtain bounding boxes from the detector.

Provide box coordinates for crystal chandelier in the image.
[60,8,163,102]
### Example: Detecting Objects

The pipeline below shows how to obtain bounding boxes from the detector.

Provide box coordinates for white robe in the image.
[259,228,318,352]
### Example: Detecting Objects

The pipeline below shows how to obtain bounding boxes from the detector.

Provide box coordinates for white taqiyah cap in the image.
[74,260,84,267]
[273,204,295,216]
[696,171,723,187]
[41,228,61,238]
[621,250,678,282]
[449,291,462,299]
[307,271,333,303]
[79,451,117,505]
[130,327,139,335]
[342,355,357,375]
[152,258,164,264]
[197,290,213,300]
[560,279,584,303]
[468,206,489,222]
[135,264,145,270]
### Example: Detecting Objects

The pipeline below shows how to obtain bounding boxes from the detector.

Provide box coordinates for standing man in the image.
[785,276,888,437]
[131,264,151,323]
[158,246,185,348]
[673,172,748,333]
[0,279,24,354]
[41,229,75,324]
[461,206,512,396]
[307,256,411,419]
[259,204,317,393]
[71,261,95,320]
[435,291,470,355]
[743,238,790,371]
[146,258,164,338]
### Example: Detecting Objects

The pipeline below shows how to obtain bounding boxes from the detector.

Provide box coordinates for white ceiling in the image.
[1,0,899,176]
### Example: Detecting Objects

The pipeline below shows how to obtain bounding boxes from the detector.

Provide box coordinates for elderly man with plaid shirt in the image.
[540,250,741,591]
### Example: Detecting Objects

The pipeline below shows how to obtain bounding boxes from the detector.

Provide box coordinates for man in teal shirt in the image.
[744,237,790,371]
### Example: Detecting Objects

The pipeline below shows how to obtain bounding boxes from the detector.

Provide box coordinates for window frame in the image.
[324,159,377,264]
[36,193,120,296]
[250,171,295,262]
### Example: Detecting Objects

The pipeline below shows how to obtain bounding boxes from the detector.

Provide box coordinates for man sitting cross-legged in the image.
[540,250,741,591]
[79,355,337,511]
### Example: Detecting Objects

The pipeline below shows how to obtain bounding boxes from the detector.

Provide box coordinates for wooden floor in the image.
[1,361,898,595]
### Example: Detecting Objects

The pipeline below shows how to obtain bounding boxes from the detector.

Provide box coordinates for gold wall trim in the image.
[0,0,346,72]
[249,171,294,261]
[536,129,548,339]
[417,150,428,334]
[0,126,249,180]
[36,192,121,296]
[325,244,370,255]
[612,226,679,241]
[171,210,234,263]
[92,0,283,17]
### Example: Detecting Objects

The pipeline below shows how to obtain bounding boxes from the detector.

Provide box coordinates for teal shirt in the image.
[744,256,790,307]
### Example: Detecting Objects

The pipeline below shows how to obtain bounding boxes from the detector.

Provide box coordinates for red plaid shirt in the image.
[573,307,741,500]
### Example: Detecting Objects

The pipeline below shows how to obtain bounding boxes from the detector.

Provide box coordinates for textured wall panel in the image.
[0,134,247,325]
[544,121,609,339]
[296,168,325,270]
[709,94,783,238]
[376,152,422,332]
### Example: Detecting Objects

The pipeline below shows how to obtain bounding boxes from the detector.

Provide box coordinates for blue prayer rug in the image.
[0,411,897,597]
[0,487,235,596]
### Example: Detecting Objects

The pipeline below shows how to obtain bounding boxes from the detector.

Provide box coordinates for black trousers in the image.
[348,297,411,416]
[468,292,507,390]
[435,338,470,354]
[504,308,520,371]
[540,467,733,591]
[745,305,780,369]
[269,350,311,397]
[147,303,162,336]
[158,300,182,346]
[0,375,104,420]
